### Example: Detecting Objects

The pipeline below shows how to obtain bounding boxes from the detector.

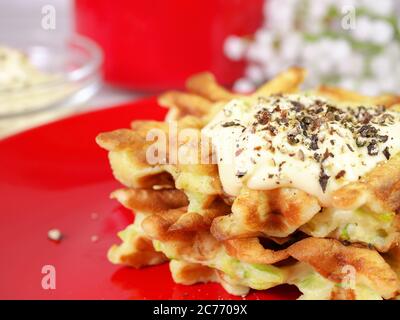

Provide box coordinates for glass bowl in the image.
[0,32,103,138]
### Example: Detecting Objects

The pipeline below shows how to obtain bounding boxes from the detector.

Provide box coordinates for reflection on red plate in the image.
[0,98,300,300]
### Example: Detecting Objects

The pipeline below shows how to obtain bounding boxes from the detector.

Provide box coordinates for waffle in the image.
[97,68,400,300]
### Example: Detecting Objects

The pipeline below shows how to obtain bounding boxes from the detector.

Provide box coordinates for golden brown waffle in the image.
[97,68,400,300]
[107,213,167,268]
[211,187,321,239]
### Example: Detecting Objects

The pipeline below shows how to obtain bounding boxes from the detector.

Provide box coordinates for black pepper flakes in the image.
[291,100,305,112]
[221,121,241,128]
[335,170,346,180]
[300,116,313,131]
[310,134,319,150]
[361,112,372,124]
[378,135,389,143]
[236,171,247,178]
[367,140,379,156]
[263,125,278,136]
[346,144,354,152]
[255,110,271,125]
[377,113,394,125]
[313,153,321,162]
[319,168,330,193]
[358,125,378,138]
[287,133,299,145]
[218,95,398,184]
[383,147,391,160]
[322,149,334,162]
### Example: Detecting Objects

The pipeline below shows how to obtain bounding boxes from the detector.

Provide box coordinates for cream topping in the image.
[202,94,400,206]
[0,46,55,91]
[0,46,75,138]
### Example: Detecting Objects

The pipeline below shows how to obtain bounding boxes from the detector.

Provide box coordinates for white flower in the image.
[378,74,398,93]
[305,39,340,74]
[254,29,274,45]
[372,44,400,90]
[224,36,248,61]
[263,55,292,79]
[280,32,303,61]
[315,58,336,75]
[385,42,400,58]
[398,14,400,31]
[265,0,296,31]
[245,64,265,84]
[369,20,394,45]
[337,52,365,77]
[337,0,356,8]
[301,42,320,64]
[233,78,255,93]
[360,0,394,16]
[358,79,381,95]
[338,78,356,90]
[246,42,275,64]
[226,0,400,94]
[303,20,326,35]
[308,0,332,22]
[330,39,352,62]
[371,54,392,78]
[351,16,374,42]
[303,70,323,89]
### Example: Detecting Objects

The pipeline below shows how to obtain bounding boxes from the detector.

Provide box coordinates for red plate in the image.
[0,98,299,300]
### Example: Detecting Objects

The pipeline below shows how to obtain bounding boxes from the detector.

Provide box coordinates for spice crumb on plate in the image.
[47,229,63,242]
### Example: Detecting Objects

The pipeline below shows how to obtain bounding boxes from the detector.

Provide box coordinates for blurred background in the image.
[0,0,399,138]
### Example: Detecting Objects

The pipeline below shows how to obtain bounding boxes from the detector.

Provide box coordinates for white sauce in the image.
[202,94,400,206]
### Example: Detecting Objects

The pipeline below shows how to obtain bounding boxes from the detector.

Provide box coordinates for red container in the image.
[74,0,263,91]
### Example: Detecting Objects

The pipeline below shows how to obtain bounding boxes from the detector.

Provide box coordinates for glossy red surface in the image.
[0,98,299,300]
[74,0,264,91]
